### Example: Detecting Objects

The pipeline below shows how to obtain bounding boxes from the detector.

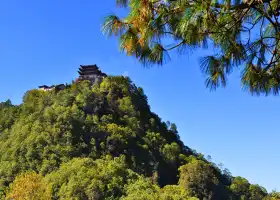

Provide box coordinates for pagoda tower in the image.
[78,65,107,83]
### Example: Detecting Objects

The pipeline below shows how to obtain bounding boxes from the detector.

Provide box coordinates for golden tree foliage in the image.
[6,172,51,200]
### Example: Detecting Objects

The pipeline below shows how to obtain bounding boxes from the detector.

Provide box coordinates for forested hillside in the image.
[0,76,278,199]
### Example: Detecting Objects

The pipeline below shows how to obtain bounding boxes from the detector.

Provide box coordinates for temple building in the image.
[38,64,106,91]
[78,65,107,83]
[39,84,65,92]
[38,85,54,91]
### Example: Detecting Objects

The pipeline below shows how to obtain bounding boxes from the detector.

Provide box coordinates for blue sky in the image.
[0,0,279,191]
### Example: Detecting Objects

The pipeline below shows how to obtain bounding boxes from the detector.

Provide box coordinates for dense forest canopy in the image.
[0,76,279,199]
[102,0,280,95]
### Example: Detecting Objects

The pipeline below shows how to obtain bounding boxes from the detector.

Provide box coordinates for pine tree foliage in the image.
[103,0,280,95]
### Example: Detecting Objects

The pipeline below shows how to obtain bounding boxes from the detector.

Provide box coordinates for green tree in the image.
[179,159,228,200]
[263,191,280,200]
[249,184,267,200]
[0,100,19,132]
[230,176,250,200]
[103,0,280,95]
[121,177,198,200]
[121,177,160,200]
[46,156,136,200]
[0,188,5,200]
[160,185,198,200]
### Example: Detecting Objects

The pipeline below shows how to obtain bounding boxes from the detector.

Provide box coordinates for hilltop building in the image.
[38,64,106,91]
[38,85,54,91]
[38,84,65,92]
[77,65,107,83]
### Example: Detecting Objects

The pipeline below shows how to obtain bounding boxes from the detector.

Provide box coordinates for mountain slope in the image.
[0,76,275,199]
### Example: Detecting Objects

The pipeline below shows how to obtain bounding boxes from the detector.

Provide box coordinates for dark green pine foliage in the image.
[0,100,20,132]
[0,77,276,199]
[103,0,280,95]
